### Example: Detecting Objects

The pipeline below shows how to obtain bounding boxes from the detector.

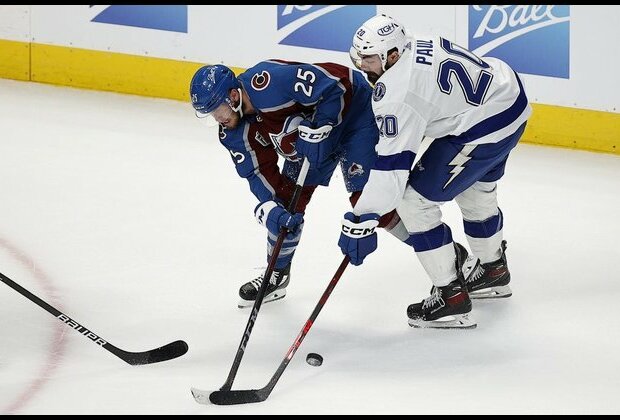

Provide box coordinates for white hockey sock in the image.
[416,242,458,287]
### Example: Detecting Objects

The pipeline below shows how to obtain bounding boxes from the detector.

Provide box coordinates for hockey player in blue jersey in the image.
[337,15,531,329]
[190,61,406,308]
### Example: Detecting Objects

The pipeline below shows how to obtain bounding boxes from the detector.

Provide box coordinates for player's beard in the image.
[368,61,394,85]
[220,109,241,130]
[366,72,381,85]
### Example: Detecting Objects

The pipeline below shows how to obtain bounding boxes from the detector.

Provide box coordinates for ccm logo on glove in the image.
[339,212,380,266]
[341,217,378,238]
[298,123,332,143]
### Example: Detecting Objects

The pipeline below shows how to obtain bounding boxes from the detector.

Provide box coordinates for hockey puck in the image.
[306,352,323,367]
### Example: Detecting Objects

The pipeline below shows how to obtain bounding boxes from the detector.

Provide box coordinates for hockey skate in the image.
[463,240,512,299]
[238,263,291,308]
[407,243,476,329]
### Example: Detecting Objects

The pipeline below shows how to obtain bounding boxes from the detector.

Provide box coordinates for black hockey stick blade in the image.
[113,339,189,365]
[190,387,267,406]
[209,389,268,405]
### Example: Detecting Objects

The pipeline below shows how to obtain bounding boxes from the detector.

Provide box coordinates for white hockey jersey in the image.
[353,35,532,216]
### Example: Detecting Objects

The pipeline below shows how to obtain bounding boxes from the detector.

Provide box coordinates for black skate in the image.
[463,240,512,299]
[238,263,291,308]
[407,243,476,329]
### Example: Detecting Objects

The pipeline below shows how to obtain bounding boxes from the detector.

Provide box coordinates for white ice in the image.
[1,78,619,414]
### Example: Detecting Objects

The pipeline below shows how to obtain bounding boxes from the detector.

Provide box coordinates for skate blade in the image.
[469,285,512,299]
[237,289,287,309]
[408,313,477,329]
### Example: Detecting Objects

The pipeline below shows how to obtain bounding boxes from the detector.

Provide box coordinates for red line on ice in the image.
[0,237,67,414]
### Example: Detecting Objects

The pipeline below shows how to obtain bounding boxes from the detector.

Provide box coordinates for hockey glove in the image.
[295,120,333,166]
[338,212,380,266]
[255,200,304,239]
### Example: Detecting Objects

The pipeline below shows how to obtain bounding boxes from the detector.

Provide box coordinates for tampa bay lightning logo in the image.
[277,5,376,52]
[90,5,188,33]
[468,5,570,78]
[372,82,386,102]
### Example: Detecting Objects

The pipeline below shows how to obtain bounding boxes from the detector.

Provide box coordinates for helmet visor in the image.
[195,101,235,127]
[349,46,363,71]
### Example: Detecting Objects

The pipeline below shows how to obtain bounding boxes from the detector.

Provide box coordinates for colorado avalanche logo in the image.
[251,71,271,91]
[348,163,365,177]
[373,82,386,102]
[269,114,304,161]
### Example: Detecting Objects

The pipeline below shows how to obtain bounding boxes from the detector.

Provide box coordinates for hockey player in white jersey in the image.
[337,14,532,329]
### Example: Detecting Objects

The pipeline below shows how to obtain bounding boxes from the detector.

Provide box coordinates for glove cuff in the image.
[254,200,278,228]
[298,122,332,143]
[341,214,379,238]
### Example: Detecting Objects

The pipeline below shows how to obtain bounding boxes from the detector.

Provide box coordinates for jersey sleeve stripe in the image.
[373,151,416,171]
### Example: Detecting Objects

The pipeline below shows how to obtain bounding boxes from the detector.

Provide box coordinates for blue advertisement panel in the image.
[468,5,570,79]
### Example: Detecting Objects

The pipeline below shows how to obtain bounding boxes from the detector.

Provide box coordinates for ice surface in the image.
[1,78,619,414]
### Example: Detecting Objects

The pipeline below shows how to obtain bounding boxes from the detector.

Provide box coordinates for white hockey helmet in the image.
[350,14,409,71]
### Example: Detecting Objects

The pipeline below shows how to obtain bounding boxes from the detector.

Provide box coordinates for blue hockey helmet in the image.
[190,64,241,118]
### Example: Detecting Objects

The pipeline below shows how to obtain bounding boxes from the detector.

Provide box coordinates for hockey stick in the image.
[191,255,350,405]
[0,271,188,365]
[192,157,310,399]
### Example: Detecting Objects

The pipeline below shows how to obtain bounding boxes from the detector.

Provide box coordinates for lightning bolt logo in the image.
[443,144,477,189]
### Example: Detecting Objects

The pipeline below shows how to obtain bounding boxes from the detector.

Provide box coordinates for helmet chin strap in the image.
[382,48,402,72]
[380,52,390,72]
[230,88,244,119]
[383,58,393,72]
